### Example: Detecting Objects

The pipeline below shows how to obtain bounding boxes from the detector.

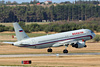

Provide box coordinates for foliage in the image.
[0,24,14,32]
[18,21,25,28]
[1,21,100,34]
[16,21,100,33]
[0,4,100,22]
[93,35,100,42]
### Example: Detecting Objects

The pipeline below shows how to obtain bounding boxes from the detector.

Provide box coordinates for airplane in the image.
[3,22,95,53]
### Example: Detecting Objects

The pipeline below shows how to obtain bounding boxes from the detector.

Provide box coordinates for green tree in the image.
[93,35,100,42]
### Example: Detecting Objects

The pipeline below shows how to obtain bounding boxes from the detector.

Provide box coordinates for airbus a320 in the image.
[3,22,95,53]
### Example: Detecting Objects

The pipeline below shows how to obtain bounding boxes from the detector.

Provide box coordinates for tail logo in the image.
[19,29,23,32]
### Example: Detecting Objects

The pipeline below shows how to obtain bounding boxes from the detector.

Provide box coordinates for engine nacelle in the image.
[72,41,86,48]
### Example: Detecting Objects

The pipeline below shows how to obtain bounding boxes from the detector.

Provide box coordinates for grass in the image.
[0,32,51,42]
[0,23,13,27]
[0,32,100,66]
[0,55,100,66]
[0,32,49,37]
[0,33,15,36]
[0,22,51,27]
[0,32,100,54]
[0,42,100,55]
[26,22,51,25]
[1,23,100,66]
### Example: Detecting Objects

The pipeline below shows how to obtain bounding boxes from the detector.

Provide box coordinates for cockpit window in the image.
[91,31,94,33]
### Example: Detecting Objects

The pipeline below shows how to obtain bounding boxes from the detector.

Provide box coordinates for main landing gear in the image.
[47,48,52,52]
[47,47,68,53]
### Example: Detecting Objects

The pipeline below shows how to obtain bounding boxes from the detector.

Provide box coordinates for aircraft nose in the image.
[92,33,95,38]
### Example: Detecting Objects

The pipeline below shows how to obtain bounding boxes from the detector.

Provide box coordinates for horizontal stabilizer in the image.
[3,42,14,44]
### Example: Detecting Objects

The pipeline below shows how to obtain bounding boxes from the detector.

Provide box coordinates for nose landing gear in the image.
[63,45,68,53]
[63,49,68,53]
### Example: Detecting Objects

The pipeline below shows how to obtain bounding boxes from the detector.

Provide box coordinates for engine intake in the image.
[72,41,86,48]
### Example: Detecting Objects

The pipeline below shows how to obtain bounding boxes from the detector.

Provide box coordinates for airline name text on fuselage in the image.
[72,31,84,35]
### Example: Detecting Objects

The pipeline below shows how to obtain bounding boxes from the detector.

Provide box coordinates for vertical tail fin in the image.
[13,22,29,41]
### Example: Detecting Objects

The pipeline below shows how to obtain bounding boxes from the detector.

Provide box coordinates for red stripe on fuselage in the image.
[21,35,93,47]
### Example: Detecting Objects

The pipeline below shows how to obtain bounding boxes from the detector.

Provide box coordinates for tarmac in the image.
[0,53,100,57]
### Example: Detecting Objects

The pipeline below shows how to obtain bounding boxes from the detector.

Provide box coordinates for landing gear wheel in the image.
[47,48,52,52]
[84,45,87,47]
[63,49,68,53]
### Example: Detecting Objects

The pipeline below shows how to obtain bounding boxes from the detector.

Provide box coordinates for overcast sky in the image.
[4,0,75,3]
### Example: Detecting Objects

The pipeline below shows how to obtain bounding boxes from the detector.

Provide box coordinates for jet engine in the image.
[72,41,87,48]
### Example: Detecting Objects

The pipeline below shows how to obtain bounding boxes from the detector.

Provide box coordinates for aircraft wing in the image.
[3,42,14,44]
[52,39,78,47]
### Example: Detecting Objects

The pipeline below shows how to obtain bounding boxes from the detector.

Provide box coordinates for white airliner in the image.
[3,22,95,53]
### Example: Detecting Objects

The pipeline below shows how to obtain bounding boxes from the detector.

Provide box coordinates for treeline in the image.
[0,4,100,22]
[16,21,100,33]
[0,25,13,32]
[1,21,100,33]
